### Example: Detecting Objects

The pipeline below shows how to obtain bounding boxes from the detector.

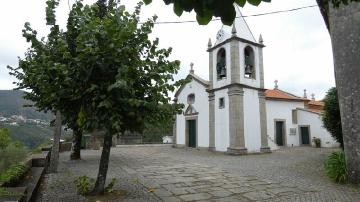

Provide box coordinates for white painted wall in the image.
[176,78,209,148]
[266,100,304,149]
[243,88,261,152]
[297,109,339,148]
[214,89,230,151]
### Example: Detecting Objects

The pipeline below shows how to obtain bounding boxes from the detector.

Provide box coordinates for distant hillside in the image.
[0,122,53,149]
[0,90,53,121]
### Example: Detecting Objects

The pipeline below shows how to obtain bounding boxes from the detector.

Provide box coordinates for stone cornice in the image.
[207,36,265,52]
[207,83,266,93]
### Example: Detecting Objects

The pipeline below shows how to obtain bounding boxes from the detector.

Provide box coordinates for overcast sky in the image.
[0,0,334,99]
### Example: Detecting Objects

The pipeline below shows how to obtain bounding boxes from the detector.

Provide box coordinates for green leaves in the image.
[144,0,271,25]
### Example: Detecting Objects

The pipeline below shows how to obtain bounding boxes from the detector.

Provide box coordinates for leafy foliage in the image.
[0,164,28,186]
[325,151,348,183]
[0,128,28,172]
[143,0,270,25]
[322,87,343,148]
[0,128,11,149]
[104,178,117,193]
[74,175,94,196]
[144,0,360,25]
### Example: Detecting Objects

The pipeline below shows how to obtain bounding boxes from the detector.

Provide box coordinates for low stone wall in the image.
[0,151,50,202]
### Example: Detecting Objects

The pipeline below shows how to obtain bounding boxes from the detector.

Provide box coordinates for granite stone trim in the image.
[227,86,247,155]
[230,39,240,83]
[209,48,214,89]
[258,46,265,89]
[185,116,199,148]
[258,91,271,153]
[208,92,216,151]
[208,36,265,52]
[207,82,265,93]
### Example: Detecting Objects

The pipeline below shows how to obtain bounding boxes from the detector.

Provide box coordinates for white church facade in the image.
[173,8,338,154]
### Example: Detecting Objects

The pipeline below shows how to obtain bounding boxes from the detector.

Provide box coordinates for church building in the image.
[173,7,338,154]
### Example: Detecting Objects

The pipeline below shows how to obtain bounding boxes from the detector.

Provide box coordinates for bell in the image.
[245,65,252,75]
[220,67,226,78]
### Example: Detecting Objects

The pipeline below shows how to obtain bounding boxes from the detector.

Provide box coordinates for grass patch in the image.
[0,187,24,197]
[0,164,28,186]
[325,151,347,183]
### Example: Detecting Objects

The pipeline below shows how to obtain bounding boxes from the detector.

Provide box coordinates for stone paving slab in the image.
[36,146,360,201]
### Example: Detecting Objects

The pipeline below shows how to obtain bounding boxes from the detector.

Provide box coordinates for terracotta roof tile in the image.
[308,100,325,106]
[265,89,305,101]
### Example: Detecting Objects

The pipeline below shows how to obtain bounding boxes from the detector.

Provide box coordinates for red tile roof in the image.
[265,89,305,101]
[308,100,325,106]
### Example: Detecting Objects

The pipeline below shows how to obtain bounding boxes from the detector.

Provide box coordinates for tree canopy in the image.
[144,0,360,25]
[322,87,343,148]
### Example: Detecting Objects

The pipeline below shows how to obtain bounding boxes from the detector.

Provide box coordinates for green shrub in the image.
[74,176,94,195]
[0,143,28,172]
[325,152,348,183]
[105,178,117,193]
[0,164,28,186]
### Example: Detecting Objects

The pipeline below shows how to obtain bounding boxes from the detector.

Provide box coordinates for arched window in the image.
[244,46,255,79]
[216,48,227,79]
[187,93,195,104]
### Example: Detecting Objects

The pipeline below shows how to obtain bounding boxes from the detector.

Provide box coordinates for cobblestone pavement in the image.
[36,146,360,201]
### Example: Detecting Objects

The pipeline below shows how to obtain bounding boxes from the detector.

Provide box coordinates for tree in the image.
[61,1,185,194]
[7,0,82,171]
[323,87,343,148]
[145,0,360,184]
[0,128,11,149]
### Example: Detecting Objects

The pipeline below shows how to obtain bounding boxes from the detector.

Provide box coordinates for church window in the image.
[244,46,255,79]
[216,48,227,80]
[219,97,225,109]
[187,94,195,104]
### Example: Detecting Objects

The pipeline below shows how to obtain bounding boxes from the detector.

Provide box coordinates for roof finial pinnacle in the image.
[274,80,278,89]
[259,34,264,44]
[231,24,237,36]
[303,89,307,99]
[311,93,315,101]
[190,62,194,74]
[207,38,212,48]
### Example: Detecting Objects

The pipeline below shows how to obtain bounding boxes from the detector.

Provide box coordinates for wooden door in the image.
[300,126,310,145]
[187,120,196,148]
[275,121,284,146]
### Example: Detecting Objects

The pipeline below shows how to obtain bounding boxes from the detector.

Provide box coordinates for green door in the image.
[300,127,310,145]
[275,121,284,146]
[187,120,196,148]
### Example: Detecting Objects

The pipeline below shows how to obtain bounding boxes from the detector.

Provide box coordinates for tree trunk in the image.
[328,3,360,183]
[49,111,62,173]
[91,130,113,195]
[70,126,82,160]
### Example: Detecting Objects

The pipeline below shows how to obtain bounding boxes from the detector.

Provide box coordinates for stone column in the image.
[230,40,240,83]
[259,91,271,153]
[172,114,177,148]
[227,86,247,155]
[208,39,214,89]
[208,92,216,151]
[258,37,265,89]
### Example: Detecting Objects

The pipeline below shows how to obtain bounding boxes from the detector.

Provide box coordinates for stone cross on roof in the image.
[190,62,194,74]
[274,80,278,89]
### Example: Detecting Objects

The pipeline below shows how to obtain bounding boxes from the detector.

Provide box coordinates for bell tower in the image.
[207,6,270,154]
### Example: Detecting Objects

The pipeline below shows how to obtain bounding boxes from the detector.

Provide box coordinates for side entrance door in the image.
[300,126,310,145]
[187,120,196,148]
[275,121,284,146]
